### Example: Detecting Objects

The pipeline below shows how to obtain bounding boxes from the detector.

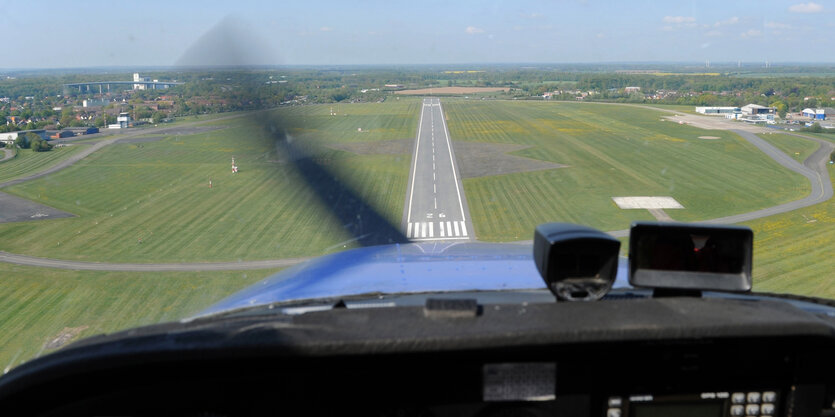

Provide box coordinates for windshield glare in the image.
[1,0,833,371]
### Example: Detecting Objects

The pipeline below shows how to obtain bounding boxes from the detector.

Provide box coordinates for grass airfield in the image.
[443,100,809,239]
[0,98,832,373]
[0,100,418,262]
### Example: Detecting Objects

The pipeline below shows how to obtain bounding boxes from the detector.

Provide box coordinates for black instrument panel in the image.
[1,297,834,416]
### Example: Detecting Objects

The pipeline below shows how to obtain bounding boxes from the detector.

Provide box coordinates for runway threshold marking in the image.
[406,221,469,239]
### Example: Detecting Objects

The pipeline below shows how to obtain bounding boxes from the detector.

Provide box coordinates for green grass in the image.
[0,101,416,262]
[443,100,810,240]
[795,131,835,143]
[275,99,420,142]
[0,263,279,372]
[758,133,820,162]
[0,146,86,183]
[744,164,835,299]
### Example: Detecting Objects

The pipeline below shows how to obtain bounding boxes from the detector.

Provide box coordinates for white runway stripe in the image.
[406,221,470,240]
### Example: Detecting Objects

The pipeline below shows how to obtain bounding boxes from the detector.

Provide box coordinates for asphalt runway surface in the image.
[0,192,74,223]
[402,98,473,241]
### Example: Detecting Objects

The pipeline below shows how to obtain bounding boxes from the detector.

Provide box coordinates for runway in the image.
[403,98,473,241]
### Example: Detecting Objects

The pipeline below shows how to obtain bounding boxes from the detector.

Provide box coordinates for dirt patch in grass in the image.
[698,136,721,140]
[43,325,89,350]
[395,87,510,95]
[453,142,566,178]
[154,125,227,136]
[326,139,412,155]
[119,136,166,144]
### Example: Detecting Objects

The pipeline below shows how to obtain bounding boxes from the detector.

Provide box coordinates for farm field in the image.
[443,100,811,239]
[0,100,418,262]
[0,263,278,373]
[758,133,820,162]
[744,164,835,299]
[0,145,86,184]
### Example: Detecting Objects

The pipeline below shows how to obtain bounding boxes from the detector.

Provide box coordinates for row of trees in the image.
[2,67,834,121]
[14,132,52,152]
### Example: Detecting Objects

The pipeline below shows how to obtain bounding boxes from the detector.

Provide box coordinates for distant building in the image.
[802,108,835,120]
[109,112,131,129]
[0,129,47,145]
[133,73,152,90]
[65,126,99,135]
[741,104,776,116]
[83,99,109,108]
[49,130,74,139]
[624,86,641,93]
[696,106,740,115]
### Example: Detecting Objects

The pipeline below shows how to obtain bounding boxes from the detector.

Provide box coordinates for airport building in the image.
[741,104,776,116]
[802,108,835,120]
[0,129,47,145]
[695,106,740,115]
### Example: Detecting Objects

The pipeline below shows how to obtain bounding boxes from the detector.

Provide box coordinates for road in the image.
[0,250,309,271]
[402,98,473,241]
[0,149,13,163]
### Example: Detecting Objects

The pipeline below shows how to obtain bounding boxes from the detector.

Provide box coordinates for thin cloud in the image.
[788,2,823,13]
[466,26,484,34]
[705,30,722,37]
[714,17,739,27]
[663,16,695,23]
[765,22,792,29]
[320,26,333,32]
[519,12,543,19]
[741,29,762,38]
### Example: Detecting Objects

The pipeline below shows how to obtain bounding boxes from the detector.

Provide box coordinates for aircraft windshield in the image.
[0,0,833,373]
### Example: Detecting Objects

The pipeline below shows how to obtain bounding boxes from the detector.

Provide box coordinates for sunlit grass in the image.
[443,100,810,239]
[0,145,86,183]
[0,263,279,372]
[0,101,417,262]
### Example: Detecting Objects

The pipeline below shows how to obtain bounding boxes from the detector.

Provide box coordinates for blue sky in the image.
[2,0,832,68]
